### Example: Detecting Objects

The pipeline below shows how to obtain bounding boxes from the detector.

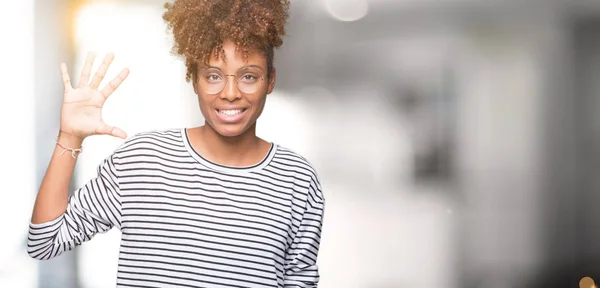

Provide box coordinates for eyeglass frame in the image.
[196,67,268,95]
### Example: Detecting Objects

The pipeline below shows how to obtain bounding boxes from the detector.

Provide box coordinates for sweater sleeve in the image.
[27,153,122,260]
[283,176,325,287]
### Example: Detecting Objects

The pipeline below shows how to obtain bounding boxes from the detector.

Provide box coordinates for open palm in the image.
[60,52,129,140]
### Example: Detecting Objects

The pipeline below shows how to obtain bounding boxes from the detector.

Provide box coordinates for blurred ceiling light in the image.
[75,3,116,51]
[325,0,369,22]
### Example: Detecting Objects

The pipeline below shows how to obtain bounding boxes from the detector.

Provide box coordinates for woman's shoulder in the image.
[271,144,321,182]
[113,127,186,154]
[272,145,325,202]
[128,128,184,141]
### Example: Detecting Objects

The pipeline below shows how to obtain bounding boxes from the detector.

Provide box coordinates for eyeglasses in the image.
[197,67,266,94]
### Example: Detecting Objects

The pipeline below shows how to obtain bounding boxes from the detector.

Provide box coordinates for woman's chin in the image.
[214,124,248,138]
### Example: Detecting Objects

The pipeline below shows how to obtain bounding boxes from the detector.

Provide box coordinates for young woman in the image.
[28,0,325,287]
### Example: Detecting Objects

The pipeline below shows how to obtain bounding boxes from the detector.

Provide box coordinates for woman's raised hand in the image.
[59,52,129,140]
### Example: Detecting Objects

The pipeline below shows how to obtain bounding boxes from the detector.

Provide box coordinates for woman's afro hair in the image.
[163,0,290,82]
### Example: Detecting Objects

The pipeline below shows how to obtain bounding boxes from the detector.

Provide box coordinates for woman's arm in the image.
[283,177,326,287]
[31,131,83,224]
[28,52,129,260]
[27,148,124,260]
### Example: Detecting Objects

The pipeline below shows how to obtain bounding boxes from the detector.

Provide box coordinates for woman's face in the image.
[193,40,275,137]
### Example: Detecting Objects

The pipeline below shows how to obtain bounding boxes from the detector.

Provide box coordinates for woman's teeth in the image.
[219,109,244,116]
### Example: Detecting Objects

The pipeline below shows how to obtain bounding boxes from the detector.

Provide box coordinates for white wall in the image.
[0,1,38,288]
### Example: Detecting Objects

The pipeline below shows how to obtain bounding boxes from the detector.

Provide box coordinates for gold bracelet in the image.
[55,138,83,158]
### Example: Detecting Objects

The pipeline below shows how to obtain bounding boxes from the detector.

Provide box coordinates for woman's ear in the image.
[191,64,199,94]
[267,67,276,95]
[192,72,199,95]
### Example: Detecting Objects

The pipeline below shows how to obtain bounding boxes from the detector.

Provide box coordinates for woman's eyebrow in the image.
[206,65,264,71]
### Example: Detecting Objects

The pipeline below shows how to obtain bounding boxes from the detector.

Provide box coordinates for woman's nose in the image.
[221,75,241,101]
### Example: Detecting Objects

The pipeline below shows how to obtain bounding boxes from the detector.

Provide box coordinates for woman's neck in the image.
[188,123,270,167]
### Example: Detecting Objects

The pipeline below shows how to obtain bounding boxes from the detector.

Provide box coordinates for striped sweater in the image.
[27,129,325,288]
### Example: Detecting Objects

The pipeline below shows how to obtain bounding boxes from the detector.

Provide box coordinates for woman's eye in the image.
[207,75,221,81]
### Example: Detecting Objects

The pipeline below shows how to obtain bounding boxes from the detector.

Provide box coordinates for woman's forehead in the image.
[207,51,267,69]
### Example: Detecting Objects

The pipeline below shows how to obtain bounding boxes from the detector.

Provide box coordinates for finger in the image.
[89,52,114,89]
[96,122,127,139]
[77,52,96,88]
[100,68,129,99]
[60,63,73,92]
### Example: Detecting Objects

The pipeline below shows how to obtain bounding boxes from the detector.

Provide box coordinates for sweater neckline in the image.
[181,128,276,174]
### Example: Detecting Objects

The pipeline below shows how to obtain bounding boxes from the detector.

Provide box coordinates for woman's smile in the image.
[215,107,248,123]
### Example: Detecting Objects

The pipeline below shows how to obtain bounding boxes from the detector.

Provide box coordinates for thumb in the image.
[96,121,127,139]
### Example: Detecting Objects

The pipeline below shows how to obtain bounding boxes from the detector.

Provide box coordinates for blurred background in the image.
[2,0,600,287]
